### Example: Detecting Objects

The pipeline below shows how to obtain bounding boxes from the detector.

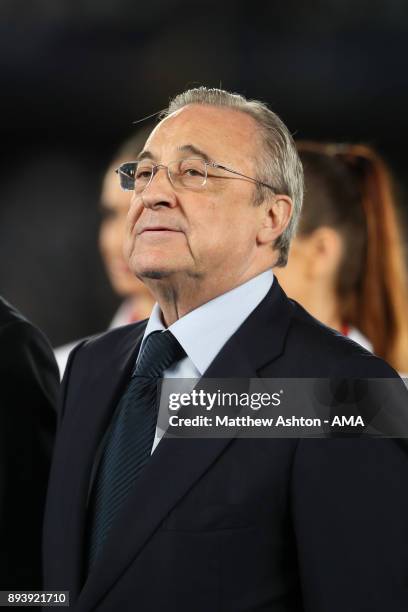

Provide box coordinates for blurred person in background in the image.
[276,142,408,373]
[55,127,155,376]
[0,296,58,588]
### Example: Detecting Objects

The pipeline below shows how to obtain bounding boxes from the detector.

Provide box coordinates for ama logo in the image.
[331,416,365,427]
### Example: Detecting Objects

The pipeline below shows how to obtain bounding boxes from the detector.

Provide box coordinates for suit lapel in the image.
[74,280,294,611]
[47,324,146,600]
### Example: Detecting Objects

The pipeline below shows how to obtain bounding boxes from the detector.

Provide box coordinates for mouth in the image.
[139,226,182,234]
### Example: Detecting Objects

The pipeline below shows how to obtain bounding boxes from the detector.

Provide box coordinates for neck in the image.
[142,268,270,326]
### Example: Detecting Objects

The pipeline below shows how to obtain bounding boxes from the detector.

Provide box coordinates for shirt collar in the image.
[141,270,274,375]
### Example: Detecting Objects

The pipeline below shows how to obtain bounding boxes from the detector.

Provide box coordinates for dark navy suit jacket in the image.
[0,297,58,589]
[43,280,408,611]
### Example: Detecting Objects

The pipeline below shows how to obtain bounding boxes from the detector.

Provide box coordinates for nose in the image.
[140,165,178,210]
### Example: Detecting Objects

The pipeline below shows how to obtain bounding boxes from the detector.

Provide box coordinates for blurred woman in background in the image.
[276,142,408,373]
[55,127,155,376]
[98,126,155,325]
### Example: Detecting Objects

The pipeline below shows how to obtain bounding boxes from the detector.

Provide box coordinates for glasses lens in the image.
[134,161,154,193]
[170,158,207,189]
[118,162,137,191]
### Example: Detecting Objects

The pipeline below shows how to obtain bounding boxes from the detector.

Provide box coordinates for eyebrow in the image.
[136,149,154,162]
[136,144,212,163]
[177,144,211,162]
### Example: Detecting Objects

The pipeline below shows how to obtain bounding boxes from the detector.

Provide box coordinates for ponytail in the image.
[297,142,408,372]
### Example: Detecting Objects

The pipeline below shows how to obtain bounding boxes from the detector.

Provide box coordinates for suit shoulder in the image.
[60,320,148,414]
[0,296,29,329]
[75,319,148,357]
[286,300,397,377]
[0,299,56,366]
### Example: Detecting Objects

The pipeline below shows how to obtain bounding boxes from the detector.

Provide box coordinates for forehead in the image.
[145,104,260,168]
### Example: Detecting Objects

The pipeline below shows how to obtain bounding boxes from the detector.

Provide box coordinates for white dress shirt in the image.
[139,270,274,452]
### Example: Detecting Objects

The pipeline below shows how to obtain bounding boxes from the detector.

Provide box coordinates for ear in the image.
[307,227,343,279]
[257,195,293,246]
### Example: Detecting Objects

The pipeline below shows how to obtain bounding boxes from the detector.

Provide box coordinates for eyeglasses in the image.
[115,157,277,194]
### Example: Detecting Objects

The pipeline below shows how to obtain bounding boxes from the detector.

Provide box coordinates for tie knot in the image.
[134,330,186,378]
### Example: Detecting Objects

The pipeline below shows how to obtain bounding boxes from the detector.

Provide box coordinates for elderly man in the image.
[44,88,408,611]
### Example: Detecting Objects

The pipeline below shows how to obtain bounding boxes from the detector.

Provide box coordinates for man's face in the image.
[124,104,270,288]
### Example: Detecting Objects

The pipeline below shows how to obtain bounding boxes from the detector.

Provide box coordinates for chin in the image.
[130,252,183,280]
[139,269,173,280]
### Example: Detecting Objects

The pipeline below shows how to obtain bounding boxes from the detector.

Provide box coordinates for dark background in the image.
[1,0,407,346]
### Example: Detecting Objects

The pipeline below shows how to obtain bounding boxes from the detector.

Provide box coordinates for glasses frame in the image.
[115,157,277,194]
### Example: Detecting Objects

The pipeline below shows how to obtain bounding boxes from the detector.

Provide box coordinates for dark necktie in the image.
[86,330,185,570]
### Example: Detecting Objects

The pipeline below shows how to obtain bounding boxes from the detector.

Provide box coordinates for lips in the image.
[139,226,182,234]
[143,227,176,232]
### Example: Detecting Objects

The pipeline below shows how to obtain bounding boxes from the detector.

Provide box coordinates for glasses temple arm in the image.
[211,163,275,192]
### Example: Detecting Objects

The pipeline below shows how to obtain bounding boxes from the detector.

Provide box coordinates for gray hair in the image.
[161,87,304,266]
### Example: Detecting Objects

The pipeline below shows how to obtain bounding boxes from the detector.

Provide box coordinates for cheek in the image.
[100,220,124,256]
[189,206,256,260]
[99,222,113,256]
[124,201,144,251]
[126,197,144,233]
